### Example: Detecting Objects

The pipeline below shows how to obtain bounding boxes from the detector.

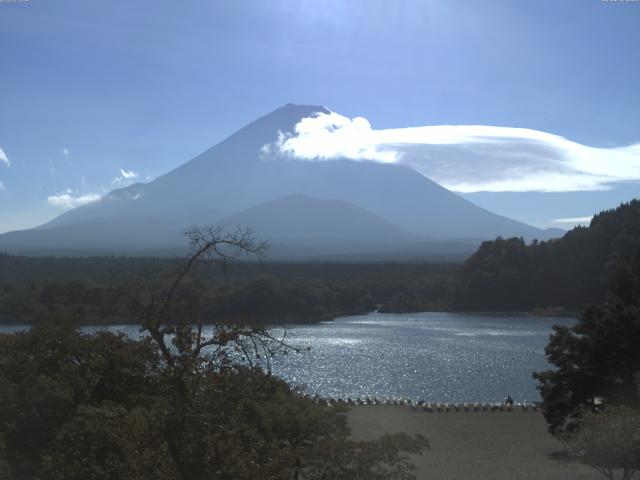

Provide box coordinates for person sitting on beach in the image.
[505,395,514,406]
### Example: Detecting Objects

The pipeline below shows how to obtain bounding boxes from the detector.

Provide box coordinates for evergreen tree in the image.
[534,252,640,436]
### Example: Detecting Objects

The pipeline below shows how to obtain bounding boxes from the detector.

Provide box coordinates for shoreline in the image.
[309,397,543,410]
[0,307,577,328]
[379,307,579,318]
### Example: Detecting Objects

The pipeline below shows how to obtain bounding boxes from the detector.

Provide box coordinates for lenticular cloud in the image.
[266,111,640,193]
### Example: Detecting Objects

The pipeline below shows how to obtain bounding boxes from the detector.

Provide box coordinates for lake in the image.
[0,312,573,403]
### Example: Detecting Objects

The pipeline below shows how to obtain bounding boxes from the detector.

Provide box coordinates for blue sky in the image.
[1,0,639,233]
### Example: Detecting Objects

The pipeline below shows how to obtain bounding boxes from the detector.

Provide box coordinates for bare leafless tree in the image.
[110,226,302,371]
[107,226,313,478]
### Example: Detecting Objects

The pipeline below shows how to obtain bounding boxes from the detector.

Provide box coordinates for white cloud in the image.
[62,148,70,158]
[266,111,640,193]
[0,147,10,167]
[46,167,143,211]
[47,190,101,209]
[553,216,593,225]
[112,168,139,187]
[0,148,9,190]
[120,168,137,179]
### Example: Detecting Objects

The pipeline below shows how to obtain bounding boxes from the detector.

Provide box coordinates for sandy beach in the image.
[348,405,601,480]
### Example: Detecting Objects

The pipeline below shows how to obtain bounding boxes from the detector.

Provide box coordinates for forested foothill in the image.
[1,200,639,325]
[0,255,456,325]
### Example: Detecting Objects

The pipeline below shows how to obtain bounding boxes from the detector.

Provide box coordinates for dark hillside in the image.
[452,199,640,311]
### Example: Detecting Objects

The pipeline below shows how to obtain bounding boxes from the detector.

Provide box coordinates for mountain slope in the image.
[41,104,331,230]
[0,104,560,256]
[216,194,419,257]
[218,194,415,245]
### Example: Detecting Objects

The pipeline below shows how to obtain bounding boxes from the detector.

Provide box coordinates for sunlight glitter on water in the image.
[269,311,574,403]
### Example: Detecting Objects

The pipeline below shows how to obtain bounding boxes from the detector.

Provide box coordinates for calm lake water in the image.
[0,312,574,403]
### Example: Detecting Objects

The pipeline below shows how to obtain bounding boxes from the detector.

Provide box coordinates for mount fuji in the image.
[0,104,561,258]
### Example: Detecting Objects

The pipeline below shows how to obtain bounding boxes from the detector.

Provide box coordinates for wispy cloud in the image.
[62,147,70,158]
[112,168,139,187]
[47,189,101,209]
[0,147,9,191]
[0,147,10,167]
[266,111,640,193]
